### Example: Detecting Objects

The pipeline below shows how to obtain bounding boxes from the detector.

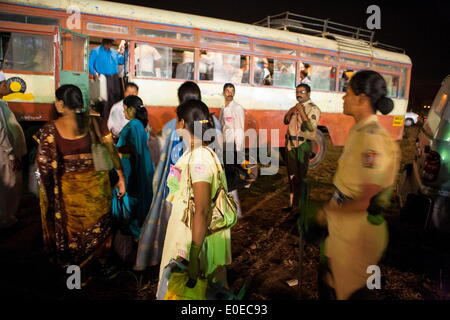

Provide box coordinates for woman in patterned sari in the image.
[34,85,125,275]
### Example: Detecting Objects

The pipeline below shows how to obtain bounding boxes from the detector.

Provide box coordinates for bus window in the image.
[299,51,337,63]
[273,60,296,88]
[0,32,54,73]
[86,22,128,34]
[254,43,296,56]
[399,67,408,98]
[199,50,247,84]
[340,56,371,68]
[134,43,194,80]
[136,28,194,42]
[174,49,194,80]
[200,35,249,49]
[306,64,336,91]
[374,62,400,72]
[0,12,58,25]
[382,74,399,98]
[254,57,273,86]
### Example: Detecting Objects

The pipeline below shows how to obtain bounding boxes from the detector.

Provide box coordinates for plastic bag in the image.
[164,272,208,300]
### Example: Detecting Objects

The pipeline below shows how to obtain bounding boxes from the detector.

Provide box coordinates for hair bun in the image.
[375,96,394,115]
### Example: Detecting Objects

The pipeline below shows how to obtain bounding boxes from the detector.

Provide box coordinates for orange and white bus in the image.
[0,0,412,163]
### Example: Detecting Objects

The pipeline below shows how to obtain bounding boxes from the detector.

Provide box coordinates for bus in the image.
[0,0,412,166]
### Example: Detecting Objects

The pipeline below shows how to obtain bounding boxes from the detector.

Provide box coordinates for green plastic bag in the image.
[164,272,208,300]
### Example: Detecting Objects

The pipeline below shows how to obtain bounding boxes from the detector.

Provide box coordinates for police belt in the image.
[332,187,384,217]
[286,134,310,142]
[332,188,353,206]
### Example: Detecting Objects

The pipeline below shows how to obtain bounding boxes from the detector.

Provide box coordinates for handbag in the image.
[89,116,114,171]
[182,147,237,235]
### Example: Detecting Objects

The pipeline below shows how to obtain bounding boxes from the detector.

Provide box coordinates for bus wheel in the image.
[309,130,327,169]
[405,118,414,127]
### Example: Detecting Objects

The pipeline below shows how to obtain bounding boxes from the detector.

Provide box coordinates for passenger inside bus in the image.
[175,50,194,80]
[241,56,250,84]
[274,60,295,88]
[254,57,273,86]
[89,38,124,122]
[199,51,214,80]
[199,51,243,83]
[135,43,162,78]
[300,70,312,85]
[307,65,336,91]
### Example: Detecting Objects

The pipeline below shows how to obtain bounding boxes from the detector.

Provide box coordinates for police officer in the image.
[283,83,321,212]
[316,70,400,300]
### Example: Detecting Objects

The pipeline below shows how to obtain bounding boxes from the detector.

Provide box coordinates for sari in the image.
[34,122,112,268]
[136,115,222,270]
[111,118,154,240]
[135,119,182,269]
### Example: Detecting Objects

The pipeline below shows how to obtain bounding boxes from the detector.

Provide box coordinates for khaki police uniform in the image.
[285,99,321,209]
[323,114,400,300]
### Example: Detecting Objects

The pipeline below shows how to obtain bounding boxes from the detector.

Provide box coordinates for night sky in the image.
[110,0,450,111]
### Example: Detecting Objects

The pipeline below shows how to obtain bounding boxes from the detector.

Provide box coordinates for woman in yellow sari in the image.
[35,85,125,274]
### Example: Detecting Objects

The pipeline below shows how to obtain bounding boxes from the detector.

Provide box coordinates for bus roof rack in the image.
[253,12,405,54]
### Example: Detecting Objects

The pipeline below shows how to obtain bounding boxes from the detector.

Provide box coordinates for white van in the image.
[398,75,450,232]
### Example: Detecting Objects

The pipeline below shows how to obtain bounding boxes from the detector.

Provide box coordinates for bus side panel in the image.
[320,113,404,146]
[146,106,404,147]
[8,102,56,122]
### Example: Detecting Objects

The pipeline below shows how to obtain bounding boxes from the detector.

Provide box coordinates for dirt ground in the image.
[1,126,449,300]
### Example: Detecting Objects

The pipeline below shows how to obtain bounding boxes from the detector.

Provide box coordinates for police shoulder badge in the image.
[362,150,378,168]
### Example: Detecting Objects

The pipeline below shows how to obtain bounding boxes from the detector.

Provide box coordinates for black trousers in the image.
[286,142,311,209]
[101,74,123,125]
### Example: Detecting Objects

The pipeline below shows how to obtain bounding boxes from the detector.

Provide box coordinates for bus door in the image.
[59,28,90,109]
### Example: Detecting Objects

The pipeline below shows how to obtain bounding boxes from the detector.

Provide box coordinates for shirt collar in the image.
[224,100,235,108]
[353,114,378,131]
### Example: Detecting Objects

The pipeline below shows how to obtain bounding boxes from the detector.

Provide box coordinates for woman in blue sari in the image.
[112,95,154,242]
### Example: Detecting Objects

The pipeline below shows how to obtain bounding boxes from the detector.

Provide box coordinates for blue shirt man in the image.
[89,39,124,76]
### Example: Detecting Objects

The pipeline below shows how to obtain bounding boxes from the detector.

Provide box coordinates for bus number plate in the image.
[393,116,404,127]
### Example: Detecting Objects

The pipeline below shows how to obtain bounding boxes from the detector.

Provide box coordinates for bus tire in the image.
[309,130,327,169]
[405,118,414,127]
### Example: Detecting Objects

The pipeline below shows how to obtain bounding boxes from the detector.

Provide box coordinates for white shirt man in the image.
[219,84,245,152]
[0,72,27,228]
[107,82,139,138]
[219,83,245,217]
[135,44,161,77]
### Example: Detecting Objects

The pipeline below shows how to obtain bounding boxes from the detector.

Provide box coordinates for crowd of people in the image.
[0,37,400,300]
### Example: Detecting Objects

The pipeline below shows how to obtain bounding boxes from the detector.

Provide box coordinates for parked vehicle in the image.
[398,75,450,232]
[2,0,412,169]
[404,111,419,126]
